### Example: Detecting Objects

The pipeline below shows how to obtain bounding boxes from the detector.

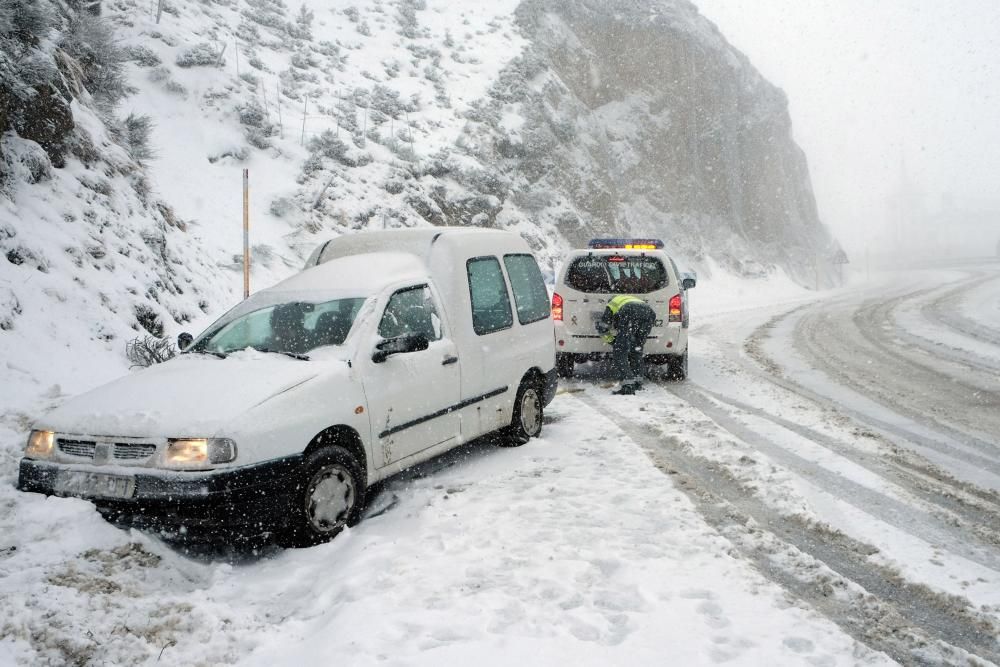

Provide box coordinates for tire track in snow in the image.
[885,274,1000,375]
[681,384,1000,547]
[789,305,1000,477]
[924,273,1000,348]
[853,278,1000,393]
[808,285,1000,445]
[579,392,1000,666]
[664,382,1000,571]
[742,302,1000,490]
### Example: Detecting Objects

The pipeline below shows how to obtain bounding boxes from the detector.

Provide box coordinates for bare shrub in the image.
[125,335,176,368]
[176,42,224,68]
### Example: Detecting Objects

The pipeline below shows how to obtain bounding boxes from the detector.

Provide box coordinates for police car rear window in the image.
[565,256,668,294]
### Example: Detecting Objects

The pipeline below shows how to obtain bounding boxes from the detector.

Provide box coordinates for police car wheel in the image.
[667,349,688,381]
[556,353,575,378]
[500,379,544,447]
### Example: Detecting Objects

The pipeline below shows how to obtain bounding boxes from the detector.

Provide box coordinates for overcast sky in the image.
[691,0,1000,257]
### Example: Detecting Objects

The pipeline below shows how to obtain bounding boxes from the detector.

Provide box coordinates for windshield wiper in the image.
[254,348,311,361]
[186,350,227,359]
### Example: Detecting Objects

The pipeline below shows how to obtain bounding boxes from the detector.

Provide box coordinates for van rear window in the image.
[565,256,667,294]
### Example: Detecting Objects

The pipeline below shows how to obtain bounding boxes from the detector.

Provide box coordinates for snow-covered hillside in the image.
[2,0,839,400]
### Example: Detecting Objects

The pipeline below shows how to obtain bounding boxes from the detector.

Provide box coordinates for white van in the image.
[19,228,557,546]
[552,238,695,380]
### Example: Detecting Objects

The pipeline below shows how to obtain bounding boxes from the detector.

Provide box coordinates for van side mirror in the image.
[178,332,194,351]
[680,272,697,290]
[372,332,429,363]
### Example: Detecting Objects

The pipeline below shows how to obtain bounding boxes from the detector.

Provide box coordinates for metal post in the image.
[301,96,308,146]
[276,82,283,138]
[243,169,250,299]
[156,0,164,23]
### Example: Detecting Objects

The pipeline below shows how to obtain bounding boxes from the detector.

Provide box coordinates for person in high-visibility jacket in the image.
[595,294,656,394]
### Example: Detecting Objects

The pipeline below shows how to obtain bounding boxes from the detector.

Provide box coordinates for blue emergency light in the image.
[587,238,665,250]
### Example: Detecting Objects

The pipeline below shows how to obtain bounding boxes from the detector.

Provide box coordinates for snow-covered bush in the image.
[176,42,224,68]
[237,98,268,128]
[269,196,295,217]
[369,84,406,118]
[308,130,353,165]
[243,0,288,33]
[125,335,176,367]
[59,13,128,113]
[1,135,52,185]
[395,0,422,39]
[148,65,186,95]
[291,5,313,40]
[0,286,22,331]
[245,127,272,149]
[123,44,161,67]
[121,112,156,164]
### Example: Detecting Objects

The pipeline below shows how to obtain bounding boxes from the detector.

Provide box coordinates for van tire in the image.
[281,445,366,548]
[500,379,544,447]
[666,348,688,381]
[556,353,575,378]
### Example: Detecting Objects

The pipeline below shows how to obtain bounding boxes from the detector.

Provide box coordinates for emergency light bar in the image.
[587,238,665,250]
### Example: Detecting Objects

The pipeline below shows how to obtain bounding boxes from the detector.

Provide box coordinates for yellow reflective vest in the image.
[600,295,645,344]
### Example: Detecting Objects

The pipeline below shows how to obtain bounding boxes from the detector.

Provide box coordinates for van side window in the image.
[379,285,442,341]
[503,254,550,324]
[467,257,513,335]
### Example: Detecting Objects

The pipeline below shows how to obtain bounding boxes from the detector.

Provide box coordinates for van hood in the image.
[39,354,324,438]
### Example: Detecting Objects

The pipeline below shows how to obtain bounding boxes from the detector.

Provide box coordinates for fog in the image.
[692,0,1000,264]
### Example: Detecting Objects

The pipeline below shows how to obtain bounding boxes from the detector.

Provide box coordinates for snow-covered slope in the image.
[2,0,837,400]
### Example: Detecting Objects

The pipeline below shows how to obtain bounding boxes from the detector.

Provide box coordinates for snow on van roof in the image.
[306,226,512,269]
[273,251,429,295]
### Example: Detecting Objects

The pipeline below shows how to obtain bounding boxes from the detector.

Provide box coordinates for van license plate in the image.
[55,471,136,499]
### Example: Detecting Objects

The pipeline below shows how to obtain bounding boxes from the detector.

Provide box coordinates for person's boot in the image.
[612,380,638,395]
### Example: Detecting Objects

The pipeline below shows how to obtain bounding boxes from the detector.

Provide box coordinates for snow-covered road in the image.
[2,260,999,666]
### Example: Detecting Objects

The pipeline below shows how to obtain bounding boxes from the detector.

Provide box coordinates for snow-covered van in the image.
[18,228,557,545]
[552,238,695,379]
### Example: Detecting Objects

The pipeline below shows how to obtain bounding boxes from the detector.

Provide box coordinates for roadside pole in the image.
[243,169,250,299]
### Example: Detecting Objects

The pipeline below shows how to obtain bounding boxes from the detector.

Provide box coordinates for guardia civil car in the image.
[551,238,695,380]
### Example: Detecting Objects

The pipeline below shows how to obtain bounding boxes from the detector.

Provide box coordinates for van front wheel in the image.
[501,380,543,447]
[282,445,365,547]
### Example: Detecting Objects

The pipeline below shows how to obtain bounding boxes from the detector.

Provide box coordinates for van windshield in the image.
[189,298,367,357]
[565,256,668,294]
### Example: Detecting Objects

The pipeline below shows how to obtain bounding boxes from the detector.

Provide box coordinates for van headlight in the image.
[165,438,237,468]
[25,430,55,459]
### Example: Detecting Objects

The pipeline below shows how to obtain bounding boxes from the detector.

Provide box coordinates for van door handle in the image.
[442,356,459,366]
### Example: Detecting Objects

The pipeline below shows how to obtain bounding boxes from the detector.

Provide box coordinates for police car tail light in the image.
[668,294,682,322]
[551,292,564,321]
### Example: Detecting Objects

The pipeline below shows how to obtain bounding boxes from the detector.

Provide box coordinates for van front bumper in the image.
[17,456,302,538]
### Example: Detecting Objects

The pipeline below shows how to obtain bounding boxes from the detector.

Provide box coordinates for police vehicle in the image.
[551,238,695,380]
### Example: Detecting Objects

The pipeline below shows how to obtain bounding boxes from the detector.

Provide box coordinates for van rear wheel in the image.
[556,353,575,378]
[281,445,365,547]
[500,379,543,447]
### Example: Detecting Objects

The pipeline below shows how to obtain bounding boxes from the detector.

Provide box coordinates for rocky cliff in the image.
[455,0,839,283]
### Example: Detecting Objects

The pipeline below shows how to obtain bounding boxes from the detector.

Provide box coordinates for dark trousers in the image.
[612,302,656,382]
